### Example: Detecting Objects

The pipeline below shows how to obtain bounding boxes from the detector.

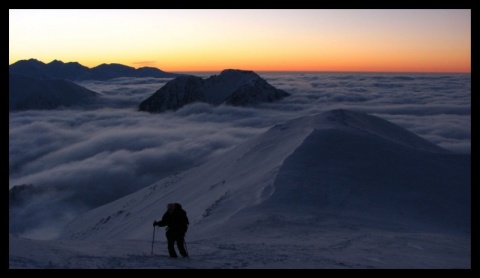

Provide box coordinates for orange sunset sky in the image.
[9,9,471,73]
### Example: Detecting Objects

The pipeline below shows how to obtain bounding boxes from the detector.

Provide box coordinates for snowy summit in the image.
[138,69,290,112]
[61,109,470,241]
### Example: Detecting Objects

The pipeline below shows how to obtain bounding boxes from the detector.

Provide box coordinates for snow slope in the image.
[10,109,471,268]
[9,231,470,269]
[60,109,470,241]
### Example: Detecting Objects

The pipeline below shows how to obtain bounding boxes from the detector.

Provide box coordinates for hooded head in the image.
[167,203,176,214]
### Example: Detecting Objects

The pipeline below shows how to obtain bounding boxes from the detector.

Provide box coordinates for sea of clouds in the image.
[9,72,471,239]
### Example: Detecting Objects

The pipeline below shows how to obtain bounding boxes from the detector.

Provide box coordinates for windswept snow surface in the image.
[10,109,470,269]
[9,231,470,269]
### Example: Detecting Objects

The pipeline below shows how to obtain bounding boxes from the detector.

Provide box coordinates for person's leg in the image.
[176,235,188,257]
[166,231,178,257]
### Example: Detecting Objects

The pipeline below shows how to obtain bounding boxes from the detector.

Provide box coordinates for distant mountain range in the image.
[139,69,290,112]
[9,73,100,111]
[9,59,181,81]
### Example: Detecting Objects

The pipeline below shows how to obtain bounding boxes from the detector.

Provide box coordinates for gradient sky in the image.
[9,9,471,73]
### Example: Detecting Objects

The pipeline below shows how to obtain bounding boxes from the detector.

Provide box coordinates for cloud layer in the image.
[9,72,471,239]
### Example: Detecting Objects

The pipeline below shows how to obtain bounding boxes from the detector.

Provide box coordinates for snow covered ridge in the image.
[138,69,290,112]
[60,109,470,242]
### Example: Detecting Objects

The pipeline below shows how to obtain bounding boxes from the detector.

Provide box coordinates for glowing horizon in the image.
[9,9,471,73]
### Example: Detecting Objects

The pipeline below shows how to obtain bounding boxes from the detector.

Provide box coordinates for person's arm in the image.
[154,220,166,227]
[153,212,169,227]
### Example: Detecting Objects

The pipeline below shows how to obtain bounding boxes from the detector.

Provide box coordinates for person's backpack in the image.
[175,203,189,233]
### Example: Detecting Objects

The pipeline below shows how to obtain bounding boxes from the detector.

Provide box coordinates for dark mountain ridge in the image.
[9,59,181,81]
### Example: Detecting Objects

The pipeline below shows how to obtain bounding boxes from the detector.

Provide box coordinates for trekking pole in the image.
[151,226,156,255]
[184,239,190,261]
